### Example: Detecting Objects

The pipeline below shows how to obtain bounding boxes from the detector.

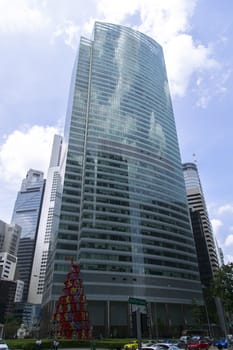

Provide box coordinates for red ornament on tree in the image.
[52,261,92,339]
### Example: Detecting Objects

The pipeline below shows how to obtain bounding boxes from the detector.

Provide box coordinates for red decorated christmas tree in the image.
[52,261,92,339]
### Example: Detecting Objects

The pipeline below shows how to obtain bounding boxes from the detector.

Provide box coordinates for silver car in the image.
[0,340,8,350]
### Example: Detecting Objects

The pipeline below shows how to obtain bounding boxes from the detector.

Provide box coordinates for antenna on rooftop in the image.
[192,153,197,164]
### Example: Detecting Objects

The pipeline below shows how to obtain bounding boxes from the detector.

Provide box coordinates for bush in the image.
[6,338,126,350]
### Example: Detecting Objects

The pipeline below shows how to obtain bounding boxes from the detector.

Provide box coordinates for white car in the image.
[0,340,8,350]
[142,344,180,350]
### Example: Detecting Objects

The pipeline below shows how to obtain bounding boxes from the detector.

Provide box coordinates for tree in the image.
[52,261,91,339]
[212,263,233,327]
[191,299,206,328]
[4,314,21,339]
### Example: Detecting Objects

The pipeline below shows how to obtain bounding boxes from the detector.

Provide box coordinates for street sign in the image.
[128,297,147,306]
[128,298,147,350]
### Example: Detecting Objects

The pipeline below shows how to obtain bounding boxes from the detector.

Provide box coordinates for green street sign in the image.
[128,297,147,306]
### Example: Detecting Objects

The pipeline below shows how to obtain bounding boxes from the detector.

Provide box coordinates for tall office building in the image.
[183,163,219,279]
[0,220,21,280]
[0,220,24,323]
[0,220,21,256]
[0,279,18,323]
[216,245,224,266]
[183,162,226,334]
[42,22,203,337]
[11,169,45,303]
[28,135,63,305]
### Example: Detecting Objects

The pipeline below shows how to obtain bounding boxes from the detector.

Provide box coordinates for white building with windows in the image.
[0,220,21,279]
[28,135,63,304]
[0,220,21,256]
[0,220,24,304]
[15,280,24,302]
[0,252,17,280]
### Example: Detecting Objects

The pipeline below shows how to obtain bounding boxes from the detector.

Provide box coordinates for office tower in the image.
[0,220,21,256]
[42,22,203,337]
[11,169,45,303]
[183,162,226,335]
[14,280,24,302]
[0,220,23,323]
[217,246,224,266]
[0,220,21,279]
[183,163,219,279]
[214,237,225,267]
[0,279,18,323]
[0,252,17,280]
[28,135,63,305]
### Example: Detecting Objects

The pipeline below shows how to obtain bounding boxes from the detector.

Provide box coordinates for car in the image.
[142,341,158,347]
[0,340,8,350]
[158,340,176,345]
[156,343,178,348]
[175,340,186,349]
[142,346,163,350]
[141,344,181,350]
[176,336,191,349]
[141,346,160,350]
[124,340,138,350]
[203,337,213,347]
[214,339,228,349]
[180,336,190,343]
[187,338,209,350]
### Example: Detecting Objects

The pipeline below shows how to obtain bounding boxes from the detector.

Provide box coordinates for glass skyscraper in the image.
[11,169,45,303]
[183,162,219,276]
[42,22,203,337]
[183,162,226,335]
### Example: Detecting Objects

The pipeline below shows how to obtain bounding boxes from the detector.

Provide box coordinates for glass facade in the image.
[183,162,202,191]
[182,162,219,273]
[43,23,203,336]
[182,162,226,334]
[11,170,45,239]
[11,169,45,302]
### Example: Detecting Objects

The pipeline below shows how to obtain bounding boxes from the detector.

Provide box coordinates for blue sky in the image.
[0,0,233,262]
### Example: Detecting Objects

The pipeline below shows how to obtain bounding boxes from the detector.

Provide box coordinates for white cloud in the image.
[209,205,233,263]
[0,0,49,33]
[211,218,223,236]
[137,0,196,43]
[94,0,219,98]
[0,125,59,188]
[224,234,233,247]
[195,65,231,109]
[97,0,140,24]
[196,94,211,109]
[225,255,233,264]
[0,0,224,101]
[164,34,218,97]
[52,20,81,49]
[217,204,233,215]
[97,0,196,42]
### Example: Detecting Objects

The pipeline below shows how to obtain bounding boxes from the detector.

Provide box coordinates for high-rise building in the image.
[28,135,63,305]
[183,163,219,279]
[0,220,21,280]
[0,220,21,256]
[183,162,227,335]
[0,279,18,323]
[42,22,203,337]
[217,245,224,266]
[11,169,45,303]
[0,219,24,323]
